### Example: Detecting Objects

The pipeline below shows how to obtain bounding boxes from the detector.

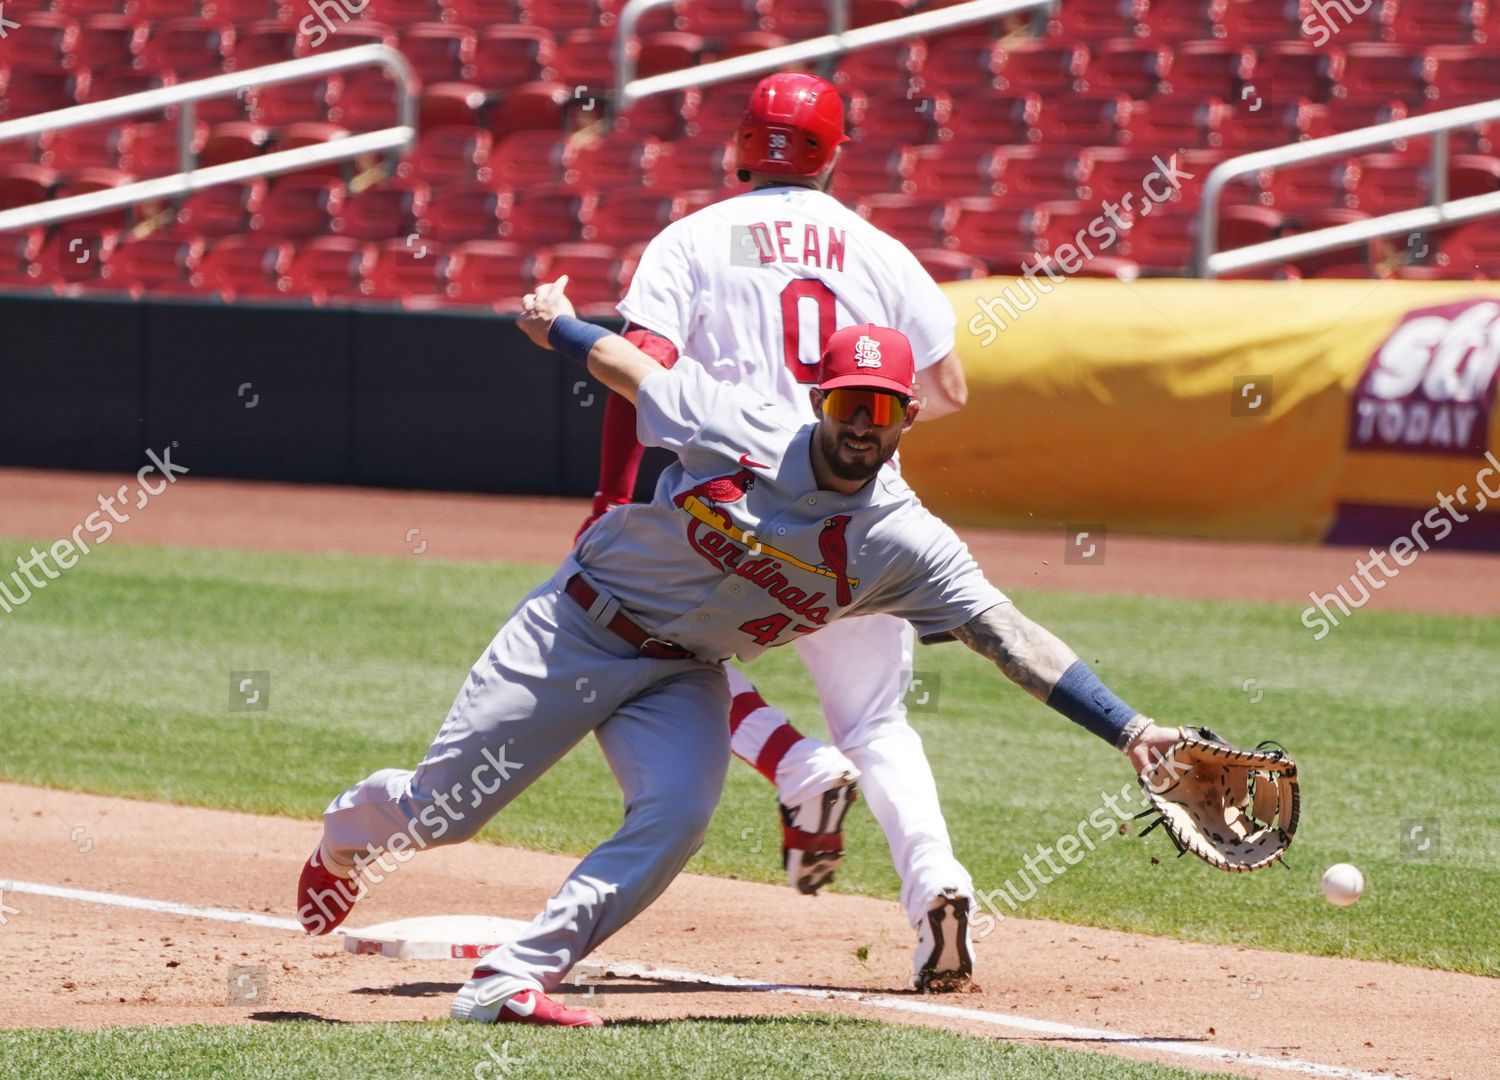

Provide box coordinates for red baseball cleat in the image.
[452,981,604,1027]
[295,846,361,935]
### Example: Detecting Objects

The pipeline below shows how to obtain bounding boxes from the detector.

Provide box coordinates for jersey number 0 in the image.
[780,279,837,385]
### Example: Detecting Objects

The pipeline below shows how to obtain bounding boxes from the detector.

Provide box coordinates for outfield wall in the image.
[3,284,1499,549]
[904,280,1500,550]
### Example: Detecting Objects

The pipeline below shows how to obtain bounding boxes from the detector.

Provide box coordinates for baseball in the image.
[1321,863,1365,906]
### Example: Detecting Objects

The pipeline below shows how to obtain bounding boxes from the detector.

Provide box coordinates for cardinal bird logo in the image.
[674,468,756,530]
[818,514,854,606]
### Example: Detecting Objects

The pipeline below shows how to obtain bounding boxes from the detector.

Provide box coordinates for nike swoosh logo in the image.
[738,452,769,468]
[504,992,537,1017]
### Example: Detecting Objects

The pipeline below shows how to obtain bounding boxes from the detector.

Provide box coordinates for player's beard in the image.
[817,421,899,484]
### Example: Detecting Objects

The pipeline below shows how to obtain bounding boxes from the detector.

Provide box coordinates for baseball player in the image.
[295,280,1182,1027]
[579,73,976,965]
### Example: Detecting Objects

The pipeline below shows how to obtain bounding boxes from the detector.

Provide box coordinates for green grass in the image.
[0,1015,1242,1079]
[2,540,1497,977]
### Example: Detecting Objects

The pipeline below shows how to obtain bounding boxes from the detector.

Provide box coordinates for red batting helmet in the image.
[734,72,851,180]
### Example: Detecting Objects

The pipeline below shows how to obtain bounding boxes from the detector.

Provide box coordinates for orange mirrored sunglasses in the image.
[821,388,909,426]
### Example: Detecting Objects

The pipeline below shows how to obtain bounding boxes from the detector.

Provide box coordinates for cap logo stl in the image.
[854,335,882,368]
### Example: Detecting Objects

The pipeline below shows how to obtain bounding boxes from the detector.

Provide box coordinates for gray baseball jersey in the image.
[572,361,1006,661]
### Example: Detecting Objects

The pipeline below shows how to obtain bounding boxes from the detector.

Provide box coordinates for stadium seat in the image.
[859,194,953,248]
[994,146,1092,202]
[318,21,400,52]
[488,80,577,140]
[470,26,555,89]
[36,223,119,286]
[900,141,1008,201]
[97,234,205,295]
[828,140,915,198]
[944,91,1041,145]
[189,233,293,298]
[568,133,662,186]
[503,182,598,244]
[541,241,632,315]
[692,79,764,137]
[1168,41,1254,100]
[443,0,532,25]
[647,137,733,191]
[361,236,455,306]
[718,31,790,58]
[679,0,768,36]
[1383,0,1487,45]
[1429,45,1500,105]
[912,247,988,281]
[589,190,689,245]
[526,0,613,33]
[553,29,617,89]
[123,0,200,19]
[1137,0,1225,41]
[419,82,487,129]
[401,22,477,84]
[200,121,271,167]
[40,123,130,172]
[337,68,406,128]
[1261,159,1359,212]
[118,120,208,176]
[338,178,430,241]
[0,12,79,68]
[1213,0,1296,44]
[140,18,236,77]
[1218,100,1325,150]
[232,20,302,70]
[1085,146,1192,209]
[0,228,44,288]
[360,0,445,24]
[1048,0,1146,41]
[850,0,917,28]
[1436,217,1500,275]
[423,181,512,243]
[1089,39,1172,97]
[54,0,129,15]
[448,239,543,309]
[922,33,1002,89]
[400,126,493,185]
[945,198,1048,269]
[0,163,57,211]
[1129,96,1227,150]
[1217,203,1284,250]
[489,130,573,187]
[767,0,831,36]
[834,40,924,90]
[1261,41,1344,104]
[252,174,346,237]
[286,235,375,303]
[1285,207,1376,277]
[87,68,170,109]
[253,76,343,125]
[637,31,707,78]
[1120,208,1194,271]
[996,40,1089,94]
[172,179,269,236]
[616,87,702,140]
[1,64,90,118]
[1340,44,1435,106]
[72,15,145,72]
[852,88,951,145]
[1035,92,1134,145]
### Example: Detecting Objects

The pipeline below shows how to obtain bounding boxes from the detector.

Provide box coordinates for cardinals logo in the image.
[673,468,756,531]
[818,514,854,606]
[853,335,882,368]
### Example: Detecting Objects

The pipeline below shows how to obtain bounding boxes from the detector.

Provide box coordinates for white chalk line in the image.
[8,880,1407,1080]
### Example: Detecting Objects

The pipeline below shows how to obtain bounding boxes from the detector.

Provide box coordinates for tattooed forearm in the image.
[952,603,1080,702]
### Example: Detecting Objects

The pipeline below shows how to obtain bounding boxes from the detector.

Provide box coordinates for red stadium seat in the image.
[996,40,1089,94]
[912,247,988,281]
[922,32,1002,89]
[616,87,701,140]
[54,0,128,15]
[361,0,444,24]
[88,67,170,109]
[1214,0,1296,44]
[945,198,1048,269]
[252,76,343,126]
[1383,0,1486,45]
[1035,92,1133,145]
[1217,203,1284,250]
[526,0,613,33]
[318,22,399,52]
[470,26,555,89]
[1,64,90,118]
[232,20,302,70]
[647,136,733,191]
[488,81,577,140]
[274,120,355,180]
[338,68,406,128]
[140,19,236,78]
[900,141,1008,201]
[52,166,137,229]
[98,234,204,295]
[72,15,145,72]
[1340,44,1435,106]
[1088,39,1171,97]
[553,29,617,89]
[192,234,295,299]
[443,0,530,24]
[994,146,1092,202]
[118,119,207,176]
[1048,0,1146,40]
[1086,146,1193,209]
[852,88,950,145]
[200,121,271,167]
[1429,45,1500,106]
[361,236,455,306]
[337,178,430,241]
[1261,40,1344,104]
[401,22,477,84]
[637,31,706,78]
[0,228,45,288]
[1261,159,1358,212]
[1284,207,1375,278]
[1129,96,1227,150]
[767,0,831,36]
[420,82,487,129]
[123,0,199,18]
[943,91,1040,145]
[286,235,375,302]
[568,133,662,186]
[0,12,80,68]
[1120,208,1193,271]
[1218,100,1325,150]
[850,0,917,28]
[0,163,57,210]
[859,194,953,248]
[1034,197,1135,257]
[1168,41,1254,100]
[679,0,766,35]
[36,223,119,286]
[400,126,493,185]
[40,123,130,171]
[834,40,924,90]
[719,31,789,58]
[490,130,573,187]
[827,140,915,198]
[423,181,512,243]
[1138,0,1225,41]
[589,190,689,245]
[1437,217,1500,275]
[693,78,766,137]
[503,181,598,244]
[252,174,346,237]
[172,179,267,240]
[542,241,631,315]
[448,239,543,310]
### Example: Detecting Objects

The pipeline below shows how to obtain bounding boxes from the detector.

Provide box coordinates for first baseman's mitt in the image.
[1136,726,1299,872]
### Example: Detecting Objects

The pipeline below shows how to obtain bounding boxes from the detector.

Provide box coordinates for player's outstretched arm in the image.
[952,603,1180,774]
[518,277,662,406]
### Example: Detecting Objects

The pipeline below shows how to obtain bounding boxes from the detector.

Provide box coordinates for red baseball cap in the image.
[818,324,915,396]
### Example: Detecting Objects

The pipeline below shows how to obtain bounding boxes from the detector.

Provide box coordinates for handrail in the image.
[1195,96,1500,278]
[613,0,1056,113]
[0,45,417,234]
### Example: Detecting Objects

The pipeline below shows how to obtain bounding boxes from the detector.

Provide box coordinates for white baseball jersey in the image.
[616,186,956,410]
[572,362,1005,663]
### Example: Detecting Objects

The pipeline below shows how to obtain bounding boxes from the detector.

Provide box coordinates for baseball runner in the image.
[295,279,1184,1028]
[579,73,979,976]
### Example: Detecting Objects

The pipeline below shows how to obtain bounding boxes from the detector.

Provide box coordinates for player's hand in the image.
[518,275,576,349]
[1124,720,1182,779]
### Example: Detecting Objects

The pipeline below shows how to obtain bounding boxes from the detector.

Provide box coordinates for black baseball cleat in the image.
[780,776,858,895]
[912,888,975,992]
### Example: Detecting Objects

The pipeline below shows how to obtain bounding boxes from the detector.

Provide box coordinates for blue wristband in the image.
[548,315,613,367]
[1046,660,1139,746]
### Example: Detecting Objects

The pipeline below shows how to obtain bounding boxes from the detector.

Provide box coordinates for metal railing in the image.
[0,45,417,234]
[612,0,1056,114]
[1195,97,1500,278]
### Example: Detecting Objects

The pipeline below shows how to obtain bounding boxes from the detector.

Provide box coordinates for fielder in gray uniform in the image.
[295,277,1183,1028]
